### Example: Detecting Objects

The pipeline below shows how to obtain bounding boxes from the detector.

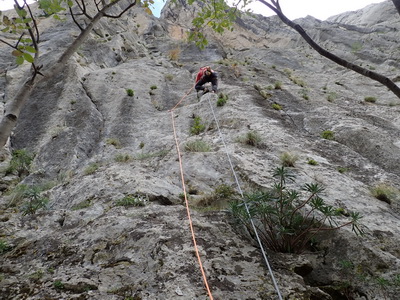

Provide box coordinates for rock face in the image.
[1,0,400,299]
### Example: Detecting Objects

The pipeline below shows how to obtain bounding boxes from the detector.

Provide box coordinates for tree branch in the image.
[258,0,400,99]
[103,0,137,18]
[69,6,84,31]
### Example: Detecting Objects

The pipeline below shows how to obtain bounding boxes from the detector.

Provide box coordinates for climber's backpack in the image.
[195,66,209,83]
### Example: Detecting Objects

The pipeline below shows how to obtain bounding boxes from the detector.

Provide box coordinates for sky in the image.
[0,0,387,20]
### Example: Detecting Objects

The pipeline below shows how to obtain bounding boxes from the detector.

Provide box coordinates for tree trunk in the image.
[258,0,400,99]
[0,0,130,149]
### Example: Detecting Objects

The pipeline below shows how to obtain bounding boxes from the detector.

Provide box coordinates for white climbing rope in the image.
[205,94,283,300]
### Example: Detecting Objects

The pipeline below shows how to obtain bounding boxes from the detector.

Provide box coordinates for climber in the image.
[195,66,218,95]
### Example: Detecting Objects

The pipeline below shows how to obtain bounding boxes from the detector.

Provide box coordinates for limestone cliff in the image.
[1,0,400,299]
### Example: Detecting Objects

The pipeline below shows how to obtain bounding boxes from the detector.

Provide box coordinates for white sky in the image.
[0,0,387,20]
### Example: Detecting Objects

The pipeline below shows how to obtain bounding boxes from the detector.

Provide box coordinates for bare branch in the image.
[24,1,40,45]
[69,6,84,31]
[103,0,137,19]
[15,33,25,48]
[75,0,93,19]
[0,38,17,49]
[94,0,102,12]
[258,0,400,99]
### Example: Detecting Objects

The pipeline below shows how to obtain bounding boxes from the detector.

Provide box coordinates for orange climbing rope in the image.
[168,85,214,300]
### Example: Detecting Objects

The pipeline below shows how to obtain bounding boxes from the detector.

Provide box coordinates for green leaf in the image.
[23,52,34,63]
[12,50,23,57]
[16,56,24,65]
[24,46,37,53]
[16,8,27,18]
[21,38,33,43]
[3,16,11,26]
[14,17,24,24]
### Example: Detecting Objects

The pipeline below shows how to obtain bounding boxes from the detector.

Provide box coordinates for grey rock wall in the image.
[1,1,400,299]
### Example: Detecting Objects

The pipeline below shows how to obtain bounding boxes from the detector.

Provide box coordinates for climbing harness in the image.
[168,84,283,300]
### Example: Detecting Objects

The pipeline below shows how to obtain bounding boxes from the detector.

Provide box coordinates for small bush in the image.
[214,184,236,199]
[230,166,364,254]
[6,149,34,177]
[165,74,174,81]
[115,153,133,162]
[307,158,318,165]
[197,184,237,208]
[280,151,298,167]
[7,184,29,207]
[54,280,65,290]
[190,116,206,135]
[72,199,92,210]
[185,140,211,152]
[126,89,134,97]
[150,85,157,90]
[327,92,337,102]
[238,131,262,147]
[260,90,272,99]
[272,103,282,110]
[337,167,349,173]
[321,130,335,140]
[0,240,11,254]
[301,89,309,100]
[292,77,306,87]
[20,186,49,215]
[217,93,228,106]
[115,195,147,207]
[274,81,282,90]
[283,68,292,76]
[371,183,399,205]
[168,47,181,61]
[106,138,122,148]
[84,163,99,175]
[364,96,377,103]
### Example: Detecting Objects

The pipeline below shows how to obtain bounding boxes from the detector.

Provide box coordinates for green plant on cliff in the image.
[126,88,134,97]
[217,93,228,106]
[115,194,147,207]
[190,116,206,135]
[370,183,399,205]
[196,184,237,208]
[20,185,49,215]
[321,130,335,140]
[230,166,364,254]
[280,151,298,167]
[184,140,211,152]
[0,240,11,254]
[6,149,34,177]
[237,131,262,147]
[84,163,99,175]
[53,280,65,290]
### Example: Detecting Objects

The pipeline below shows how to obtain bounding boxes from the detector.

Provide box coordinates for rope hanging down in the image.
[168,84,215,300]
[168,84,283,300]
[205,95,283,300]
